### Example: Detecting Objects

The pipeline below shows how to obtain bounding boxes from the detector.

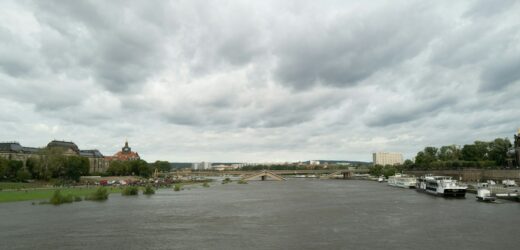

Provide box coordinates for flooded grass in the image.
[0,187,120,203]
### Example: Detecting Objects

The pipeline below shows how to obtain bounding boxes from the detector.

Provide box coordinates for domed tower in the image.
[122,140,131,153]
[111,140,140,161]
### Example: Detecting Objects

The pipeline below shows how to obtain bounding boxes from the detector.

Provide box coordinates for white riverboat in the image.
[501,179,517,187]
[387,174,416,188]
[476,188,496,202]
[416,175,467,197]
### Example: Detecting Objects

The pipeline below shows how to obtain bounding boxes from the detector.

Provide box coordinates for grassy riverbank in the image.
[0,187,122,203]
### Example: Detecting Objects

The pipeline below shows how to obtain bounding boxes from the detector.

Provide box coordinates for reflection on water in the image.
[1,179,519,250]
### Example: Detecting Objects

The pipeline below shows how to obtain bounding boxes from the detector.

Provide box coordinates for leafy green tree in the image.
[64,156,89,181]
[462,144,480,161]
[6,160,23,179]
[15,169,31,182]
[488,138,512,166]
[107,161,128,176]
[0,158,7,180]
[438,145,461,161]
[153,161,171,172]
[415,147,438,165]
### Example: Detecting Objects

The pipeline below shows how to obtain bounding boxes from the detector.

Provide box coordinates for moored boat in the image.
[387,174,416,188]
[476,188,496,202]
[416,175,467,197]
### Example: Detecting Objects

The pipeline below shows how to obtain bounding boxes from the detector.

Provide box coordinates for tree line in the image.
[0,148,89,182]
[411,137,512,169]
[370,137,514,177]
[105,160,171,178]
[1,148,173,182]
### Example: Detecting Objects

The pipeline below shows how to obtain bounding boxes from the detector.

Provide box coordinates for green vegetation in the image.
[369,165,402,178]
[173,183,183,191]
[0,182,49,190]
[1,148,90,182]
[410,138,512,170]
[49,190,74,205]
[121,186,139,196]
[237,179,248,184]
[85,187,109,201]
[151,160,171,172]
[221,178,232,184]
[370,137,514,175]
[0,187,119,203]
[202,182,210,188]
[143,185,155,195]
[106,160,152,177]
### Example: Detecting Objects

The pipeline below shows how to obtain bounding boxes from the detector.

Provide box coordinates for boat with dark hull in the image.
[416,175,467,197]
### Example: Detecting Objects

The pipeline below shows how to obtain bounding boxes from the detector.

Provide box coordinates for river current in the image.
[1,179,519,250]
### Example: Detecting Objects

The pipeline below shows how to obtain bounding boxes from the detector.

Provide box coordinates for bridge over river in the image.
[168,169,370,180]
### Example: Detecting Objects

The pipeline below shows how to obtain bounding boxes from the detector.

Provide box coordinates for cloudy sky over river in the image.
[1,0,519,162]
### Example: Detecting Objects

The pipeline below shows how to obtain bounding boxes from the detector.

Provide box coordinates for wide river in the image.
[1,179,519,250]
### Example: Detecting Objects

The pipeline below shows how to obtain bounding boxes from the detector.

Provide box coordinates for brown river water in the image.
[1,179,519,250]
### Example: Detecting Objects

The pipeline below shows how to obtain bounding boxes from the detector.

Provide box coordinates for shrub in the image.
[49,190,74,205]
[74,196,83,202]
[174,183,183,191]
[143,185,155,195]
[122,186,139,196]
[86,187,109,201]
[237,179,248,184]
[202,182,210,188]
[221,178,232,184]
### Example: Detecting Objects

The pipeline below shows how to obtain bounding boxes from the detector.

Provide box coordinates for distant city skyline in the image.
[1,1,519,162]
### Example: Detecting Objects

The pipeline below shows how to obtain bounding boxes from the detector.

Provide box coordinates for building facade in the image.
[108,141,140,161]
[191,161,212,170]
[373,152,404,166]
[0,140,110,174]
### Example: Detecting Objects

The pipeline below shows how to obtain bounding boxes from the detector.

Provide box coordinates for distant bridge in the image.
[169,169,369,178]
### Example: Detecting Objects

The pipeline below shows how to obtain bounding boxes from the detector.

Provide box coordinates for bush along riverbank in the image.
[143,185,155,195]
[121,186,139,196]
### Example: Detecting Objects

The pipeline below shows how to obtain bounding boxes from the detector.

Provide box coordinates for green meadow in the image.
[0,186,122,203]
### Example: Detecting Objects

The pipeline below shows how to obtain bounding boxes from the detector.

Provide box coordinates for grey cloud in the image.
[273,3,441,89]
[480,55,520,92]
[366,95,458,127]
[464,0,518,19]
[31,0,169,93]
[2,1,520,162]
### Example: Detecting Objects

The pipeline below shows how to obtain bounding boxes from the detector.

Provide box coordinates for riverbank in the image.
[0,187,123,203]
[0,179,212,203]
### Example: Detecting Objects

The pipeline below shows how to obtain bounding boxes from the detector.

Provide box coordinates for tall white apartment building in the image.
[192,161,212,170]
[372,152,403,166]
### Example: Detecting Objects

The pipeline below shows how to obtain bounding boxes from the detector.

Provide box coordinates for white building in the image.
[309,160,321,165]
[191,161,212,170]
[372,152,404,166]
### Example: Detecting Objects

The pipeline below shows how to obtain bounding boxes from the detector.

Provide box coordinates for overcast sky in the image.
[1,0,519,163]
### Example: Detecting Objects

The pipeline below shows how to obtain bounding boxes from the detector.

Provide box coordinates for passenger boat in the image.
[476,188,496,202]
[387,174,416,188]
[416,175,467,197]
[501,179,517,187]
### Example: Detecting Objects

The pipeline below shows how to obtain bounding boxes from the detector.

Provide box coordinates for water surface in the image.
[1,179,519,249]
